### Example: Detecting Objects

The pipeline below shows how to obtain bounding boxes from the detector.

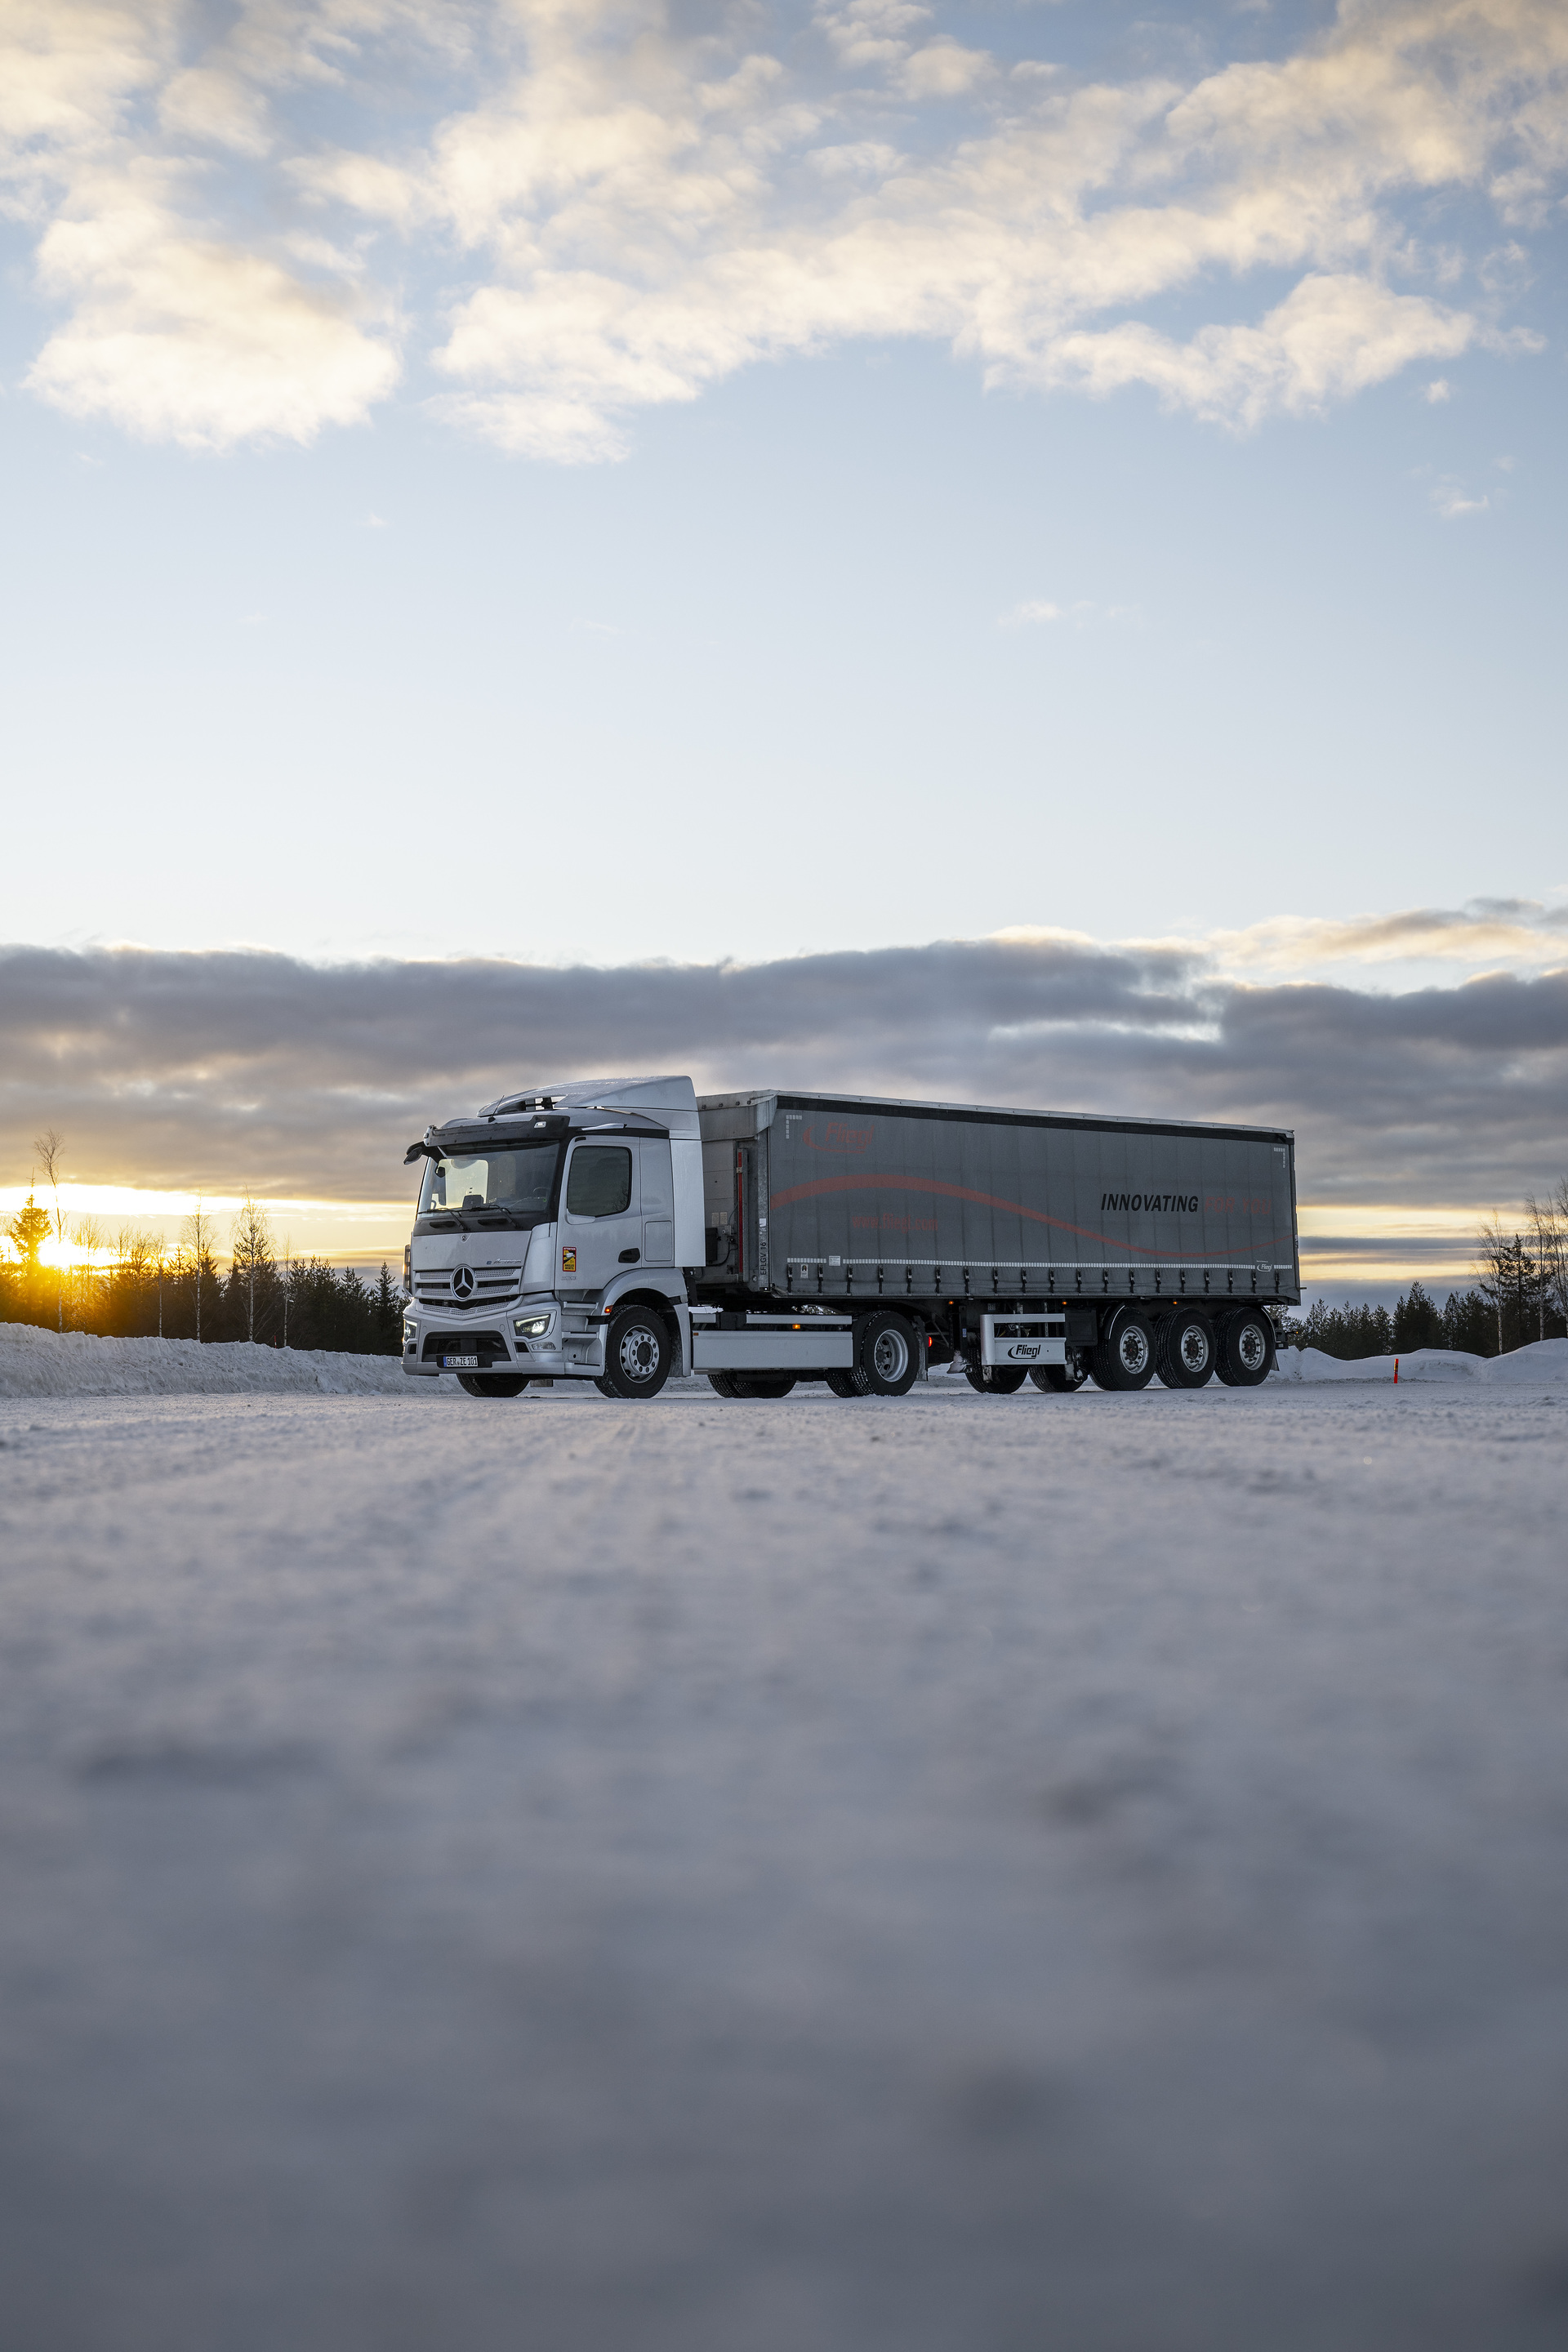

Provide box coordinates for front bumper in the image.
[402,1301,610,1381]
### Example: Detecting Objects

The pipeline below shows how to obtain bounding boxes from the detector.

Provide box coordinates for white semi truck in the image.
[402,1075,1298,1400]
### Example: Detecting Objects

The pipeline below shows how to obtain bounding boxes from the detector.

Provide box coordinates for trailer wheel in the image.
[602,1303,672,1399]
[965,1364,1028,1394]
[1157,1309,1216,1389]
[1221,1309,1274,1388]
[1030,1354,1088,1393]
[825,1370,859,1398]
[1094,1306,1156,1391]
[856,1312,920,1396]
[457,1373,530,1398]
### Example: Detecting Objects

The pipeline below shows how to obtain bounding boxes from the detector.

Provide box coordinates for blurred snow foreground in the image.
[2,1374,1568,2352]
[5,1321,1567,1398]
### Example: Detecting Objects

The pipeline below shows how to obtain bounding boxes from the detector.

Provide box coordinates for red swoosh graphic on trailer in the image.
[767,1172,1261,1263]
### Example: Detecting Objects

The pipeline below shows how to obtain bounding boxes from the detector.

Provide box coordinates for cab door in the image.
[559,1140,641,1292]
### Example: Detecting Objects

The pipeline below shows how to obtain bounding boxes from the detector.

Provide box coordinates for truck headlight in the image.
[403,1316,418,1343]
[514,1314,552,1339]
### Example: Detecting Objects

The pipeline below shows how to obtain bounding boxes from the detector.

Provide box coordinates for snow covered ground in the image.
[0,1321,412,1396]
[2,1368,1567,2351]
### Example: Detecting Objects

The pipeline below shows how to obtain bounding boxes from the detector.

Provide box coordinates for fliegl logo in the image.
[1006,1340,1044,1362]
[561,1246,577,1274]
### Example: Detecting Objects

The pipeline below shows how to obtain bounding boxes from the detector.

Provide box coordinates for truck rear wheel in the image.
[965,1364,1028,1394]
[457,1373,530,1398]
[603,1303,672,1399]
[1158,1309,1215,1389]
[1094,1306,1156,1391]
[825,1370,859,1398]
[856,1312,919,1396]
[1030,1356,1088,1393]
[1221,1309,1274,1388]
[732,1373,797,1398]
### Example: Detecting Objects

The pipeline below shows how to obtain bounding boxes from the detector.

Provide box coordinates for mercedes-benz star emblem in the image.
[452,1266,475,1300]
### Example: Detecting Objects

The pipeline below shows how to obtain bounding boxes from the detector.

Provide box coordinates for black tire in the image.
[1095,1305,1157,1392]
[733,1373,797,1398]
[457,1372,530,1398]
[603,1303,672,1399]
[706,1370,740,1398]
[825,1370,859,1398]
[1221,1309,1274,1388]
[1029,1353,1089,1393]
[1158,1308,1216,1389]
[856,1312,920,1396]
[964,1363,1027,1394]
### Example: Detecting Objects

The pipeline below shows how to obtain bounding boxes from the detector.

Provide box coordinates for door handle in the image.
[618,1247,640,1263]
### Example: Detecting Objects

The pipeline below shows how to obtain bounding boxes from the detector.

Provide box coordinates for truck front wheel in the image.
[457,1373,531,1398]
[603,1304,672,1399]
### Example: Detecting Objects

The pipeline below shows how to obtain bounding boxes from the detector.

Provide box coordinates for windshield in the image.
[418,1143,561,1223]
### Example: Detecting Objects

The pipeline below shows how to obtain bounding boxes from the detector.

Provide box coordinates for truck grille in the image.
[413,1268,523,1309]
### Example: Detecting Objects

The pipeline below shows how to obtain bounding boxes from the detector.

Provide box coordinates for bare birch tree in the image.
[33,1128,65,1330]
[181,1197,216,1344]
[1530,1183,1568,1339]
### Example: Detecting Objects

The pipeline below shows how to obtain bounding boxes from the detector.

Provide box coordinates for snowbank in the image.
[1275,1335,1568,1387]
[0,1322,413,1398]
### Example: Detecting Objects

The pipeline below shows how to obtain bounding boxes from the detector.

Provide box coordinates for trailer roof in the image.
[697,1089,1293,1147]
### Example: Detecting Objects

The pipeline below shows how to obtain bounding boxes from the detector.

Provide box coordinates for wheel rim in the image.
[1236,1321,1267,1373]
[1178,1322,1209,1374]
[871,1326,909,1383]
[617,1323,662,1383]
[1117,1325,1150,1377]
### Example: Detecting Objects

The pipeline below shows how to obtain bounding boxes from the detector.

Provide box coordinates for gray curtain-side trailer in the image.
[694,1089,1298,1392]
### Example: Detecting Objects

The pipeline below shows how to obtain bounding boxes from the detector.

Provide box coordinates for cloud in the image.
[1431,476,1489,517]
[26,172,401,446]
[2,0,1565,454]
[1424,376,1451,400]
[3,922,1566,1214]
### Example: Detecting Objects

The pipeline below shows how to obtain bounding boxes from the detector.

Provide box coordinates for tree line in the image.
[1279,1182,1568,1360]
[7,1138,1567,1366]
[2,1154,402,1356]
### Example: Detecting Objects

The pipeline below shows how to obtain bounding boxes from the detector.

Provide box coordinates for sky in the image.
[2,0,1566,1281]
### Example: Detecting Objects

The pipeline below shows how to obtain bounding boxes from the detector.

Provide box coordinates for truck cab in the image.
[401,1076,704,1397]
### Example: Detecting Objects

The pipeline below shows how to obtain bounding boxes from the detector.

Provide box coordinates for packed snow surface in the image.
[2,1373,1567,2352]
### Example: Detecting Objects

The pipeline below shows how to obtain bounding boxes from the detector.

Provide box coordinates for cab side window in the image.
[565,1147,632,1218]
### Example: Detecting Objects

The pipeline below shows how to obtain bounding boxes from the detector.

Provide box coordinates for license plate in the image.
[442,1354,480,1370]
